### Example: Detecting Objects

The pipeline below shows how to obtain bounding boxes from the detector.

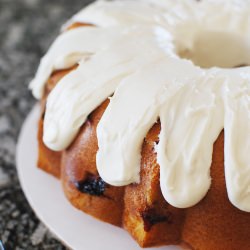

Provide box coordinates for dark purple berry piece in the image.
[141,208,172,232]
[75,174,107,196]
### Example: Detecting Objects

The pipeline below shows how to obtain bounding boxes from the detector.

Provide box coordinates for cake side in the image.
[38,65,250,249]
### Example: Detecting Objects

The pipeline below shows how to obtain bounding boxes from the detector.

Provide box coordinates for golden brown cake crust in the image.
[36,23,250,250]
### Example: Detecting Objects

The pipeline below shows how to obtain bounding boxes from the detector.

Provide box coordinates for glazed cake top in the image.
[30,0,250,211]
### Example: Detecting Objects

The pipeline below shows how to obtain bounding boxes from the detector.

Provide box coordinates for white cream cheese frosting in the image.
[30,0,250,211]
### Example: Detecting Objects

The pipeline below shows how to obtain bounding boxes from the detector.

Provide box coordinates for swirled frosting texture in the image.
[30,0,250,211]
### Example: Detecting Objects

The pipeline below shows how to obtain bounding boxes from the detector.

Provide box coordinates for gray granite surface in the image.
[0,0,94,249]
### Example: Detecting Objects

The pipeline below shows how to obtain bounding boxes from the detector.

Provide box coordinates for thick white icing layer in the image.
[29,26,124,99]
[30,0,250,211]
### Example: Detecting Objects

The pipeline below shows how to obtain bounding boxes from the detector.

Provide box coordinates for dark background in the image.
[0,0,94,249]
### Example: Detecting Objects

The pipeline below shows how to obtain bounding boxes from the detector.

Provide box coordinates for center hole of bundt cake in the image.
[178,30,250,68]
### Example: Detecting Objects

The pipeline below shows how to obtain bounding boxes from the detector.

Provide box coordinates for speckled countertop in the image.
[0,0,93,249]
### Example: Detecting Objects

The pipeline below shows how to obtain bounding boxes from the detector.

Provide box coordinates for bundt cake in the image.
[29,0,250,249]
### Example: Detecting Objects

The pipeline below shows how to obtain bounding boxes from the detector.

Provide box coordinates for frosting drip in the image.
[30,0,250,211]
